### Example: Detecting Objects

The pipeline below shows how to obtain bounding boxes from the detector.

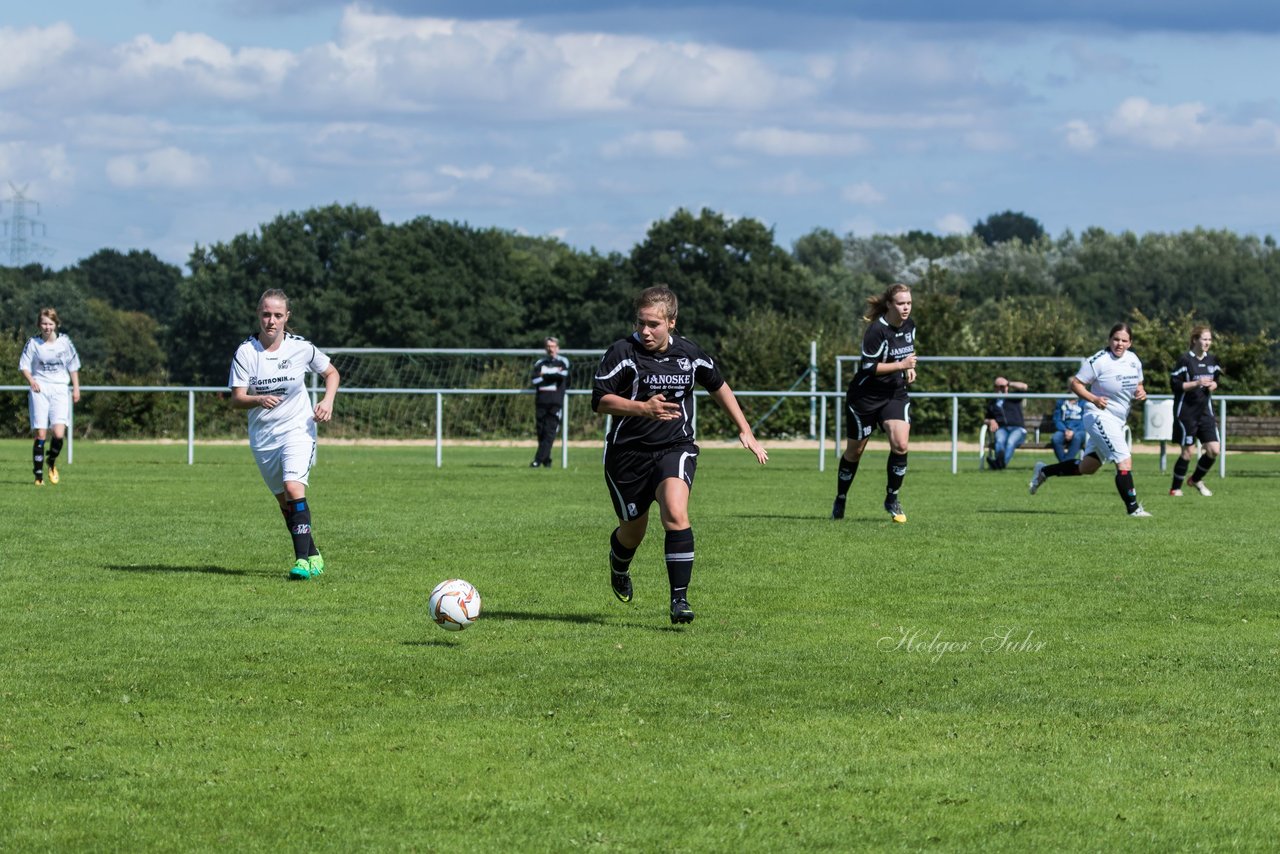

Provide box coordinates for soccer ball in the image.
[428,578,482,632]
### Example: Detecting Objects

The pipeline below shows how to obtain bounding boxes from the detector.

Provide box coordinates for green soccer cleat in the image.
[610,567,633,603]
[308,553,324,576]
[288,558,314,580]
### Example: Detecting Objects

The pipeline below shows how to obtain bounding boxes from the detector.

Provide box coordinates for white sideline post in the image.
[560,394,570,469]
[188,390,196,464]
[435,393,443,468]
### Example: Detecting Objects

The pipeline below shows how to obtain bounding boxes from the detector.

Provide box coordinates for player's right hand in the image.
[644,394,681,420]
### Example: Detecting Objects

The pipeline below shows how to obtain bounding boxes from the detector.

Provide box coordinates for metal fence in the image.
[3,383,1276,477]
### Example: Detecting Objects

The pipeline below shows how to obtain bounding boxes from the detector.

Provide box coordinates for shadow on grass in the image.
[105,563,250,576]
[401,638,465,647]
[483,608,610,626]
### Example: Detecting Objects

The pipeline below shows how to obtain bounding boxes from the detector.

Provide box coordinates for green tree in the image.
[973,210,1045,246]
[75,249,183,318]
[627,208,819,348]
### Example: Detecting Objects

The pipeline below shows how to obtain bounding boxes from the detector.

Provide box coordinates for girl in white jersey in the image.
[19,308,81,486]
[229,290,341,579]
[1028,323,1151,516]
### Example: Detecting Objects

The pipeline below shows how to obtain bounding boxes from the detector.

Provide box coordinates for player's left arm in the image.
[1133,380,1147,402]
[70,370,81,403]
[314,365,340,422]
[707,383,768,465]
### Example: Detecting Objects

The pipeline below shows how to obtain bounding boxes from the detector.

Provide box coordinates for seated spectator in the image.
[1051,396,1085,462]
[985,377,1028,470]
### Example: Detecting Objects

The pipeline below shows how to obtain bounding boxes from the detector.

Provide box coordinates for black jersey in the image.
[531,354,571,405]
[850,316,917,399]
[591,332,725,450]
[1169,351,1222,420]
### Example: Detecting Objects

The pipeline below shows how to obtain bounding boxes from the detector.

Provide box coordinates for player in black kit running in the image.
[592,286,768,625]
[831,283,917,523]
[1169,324,1222,497]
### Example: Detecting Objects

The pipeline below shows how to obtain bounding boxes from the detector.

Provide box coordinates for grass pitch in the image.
[2,440,1278,851]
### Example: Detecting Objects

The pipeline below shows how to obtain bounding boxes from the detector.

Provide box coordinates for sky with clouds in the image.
[2,0,1279,268]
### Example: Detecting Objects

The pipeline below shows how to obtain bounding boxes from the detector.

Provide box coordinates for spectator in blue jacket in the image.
[1051,396,1085,462]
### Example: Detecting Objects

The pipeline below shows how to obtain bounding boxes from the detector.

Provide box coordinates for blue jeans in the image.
[1051,429,1084,462]
[994,426,1027,468]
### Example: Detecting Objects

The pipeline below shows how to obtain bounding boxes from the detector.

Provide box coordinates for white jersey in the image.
[20,335,81,384]
[1075,348,1143,422]
[228,333,331,450]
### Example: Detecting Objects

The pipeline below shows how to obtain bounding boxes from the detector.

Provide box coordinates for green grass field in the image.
[3,440,1278,851]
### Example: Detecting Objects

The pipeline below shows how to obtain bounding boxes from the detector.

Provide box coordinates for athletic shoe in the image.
[48,465,59,485]
[540,458,553,468]
[308,553,325,576]
[610,568,633,603]
[33,479,43,487]
[670,598,695,625]
[830,495,846,520]
[1169,488,1184,497]
[1129,505,1153,518]
[529,460,541,468]
[288,558,314,580]
[1188,479,1213,497]
[1028,462,1047,495]
[883,498,906,524]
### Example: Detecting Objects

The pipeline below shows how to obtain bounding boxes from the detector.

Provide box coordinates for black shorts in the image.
[1174,411,1219,446]
[603,443,699,522]
[845,392,911,441]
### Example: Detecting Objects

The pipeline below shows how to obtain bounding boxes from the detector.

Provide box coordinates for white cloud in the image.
[1104,96,1280,152]
[935,213,971,234]
[114,32,294,100]
[1062,119,1098,151]
[0,23,75,89]
[734,127,869,157]
[600,130,692,160]
[963,130,1015,152]
[106,147,211,189]
[0,143,74,187]
[842,181,885,205]
[439,164,497,180]
[253,155,295,188]
[761,171,823,195]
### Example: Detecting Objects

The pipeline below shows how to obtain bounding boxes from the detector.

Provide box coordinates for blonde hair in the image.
[863,283,911,323]
[635,286,678,323]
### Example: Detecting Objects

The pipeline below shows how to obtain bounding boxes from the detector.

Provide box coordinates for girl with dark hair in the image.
[1029,323,1151,517]
[831,283,917,523]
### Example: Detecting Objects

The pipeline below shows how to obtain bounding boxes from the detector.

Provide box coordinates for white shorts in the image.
[252,436,316,494]
[1082,410,1132,464]
[29,386,71,430]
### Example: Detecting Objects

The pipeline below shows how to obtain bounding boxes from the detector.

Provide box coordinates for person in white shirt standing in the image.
[1028,322,1151,517]
[19,308,81,486]
[229,289,341,579]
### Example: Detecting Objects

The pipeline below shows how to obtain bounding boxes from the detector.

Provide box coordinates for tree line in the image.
[3,205,1277,438]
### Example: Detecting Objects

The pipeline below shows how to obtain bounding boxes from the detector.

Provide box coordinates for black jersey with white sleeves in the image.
[591,332,725,450]
[851,316,916,399]
[1169,351,1222,420]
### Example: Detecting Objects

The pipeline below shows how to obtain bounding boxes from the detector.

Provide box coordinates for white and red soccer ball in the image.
[428,579,482,632]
